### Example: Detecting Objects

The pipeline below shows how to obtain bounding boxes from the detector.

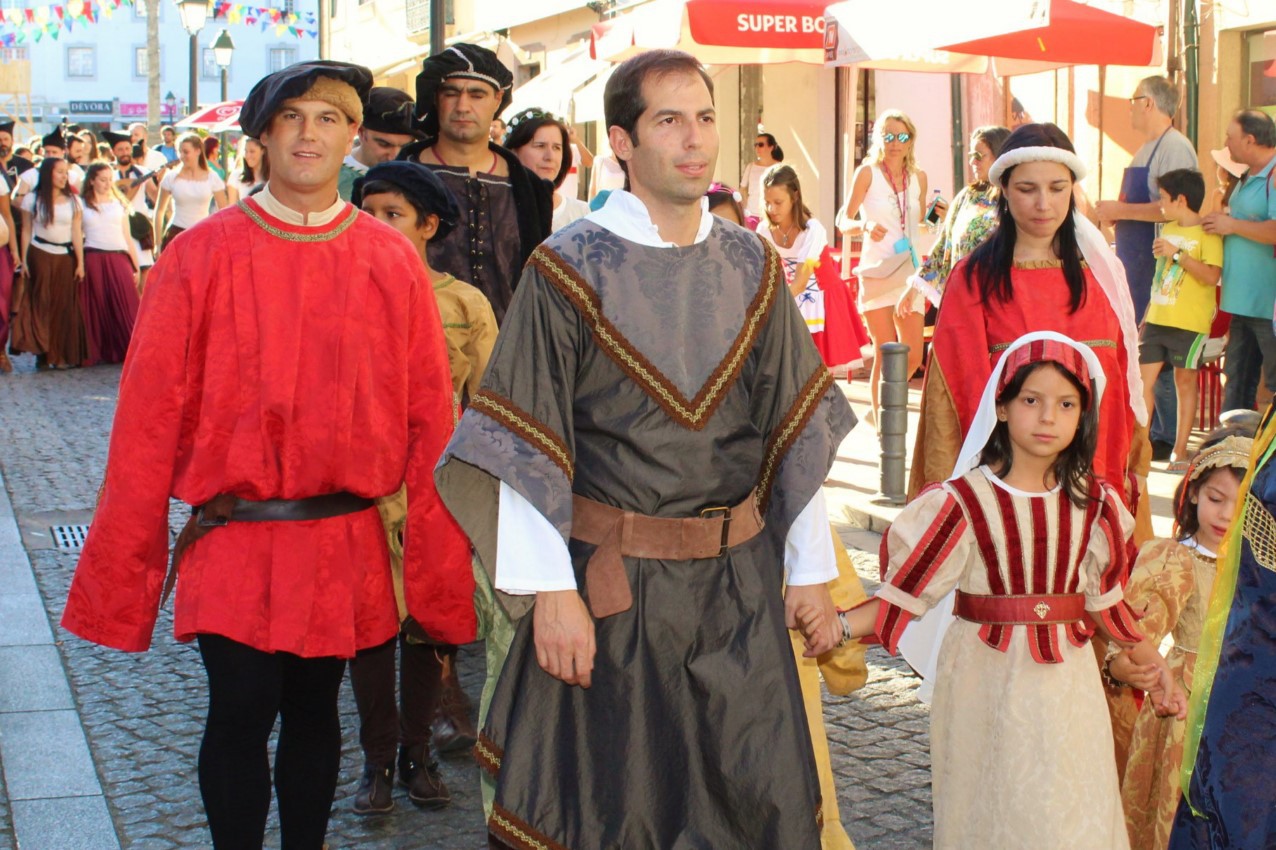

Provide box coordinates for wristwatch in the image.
[1172,251,1182,265]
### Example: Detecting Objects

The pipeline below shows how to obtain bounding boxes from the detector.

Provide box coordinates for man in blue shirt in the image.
[155,125,178,162]
[1204,109,1276,411]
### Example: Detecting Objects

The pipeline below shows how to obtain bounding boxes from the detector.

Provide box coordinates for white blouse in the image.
[20,192,79,254]
[160,169,226,229]
[82,199,131,252]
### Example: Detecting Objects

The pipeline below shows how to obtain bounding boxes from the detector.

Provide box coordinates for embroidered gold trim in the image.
[758,367,834,511]
[1012,259,1091,269]
[1242,492,1276,574]
[471,391,574,481]
[489,803,571,850]
[989,338,1116,353]
[237,200,359,242]
[530,239,780,432]
[474,733,502,777]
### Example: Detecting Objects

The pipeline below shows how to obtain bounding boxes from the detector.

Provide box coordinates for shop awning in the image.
[507,48,611,123]
[938,0,1158,66]
[592,0,829,65]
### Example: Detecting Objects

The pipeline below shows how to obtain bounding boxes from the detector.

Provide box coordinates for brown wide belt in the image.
[954,591,1087,625]
[570,490,765,619]
[162,491,376,605]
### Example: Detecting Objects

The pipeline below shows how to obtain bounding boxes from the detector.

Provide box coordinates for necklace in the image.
[771,221,797,247]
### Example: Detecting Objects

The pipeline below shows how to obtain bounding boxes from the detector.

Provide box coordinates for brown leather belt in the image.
[954,591,1087,625]
[570,490,765,619]
[162,491,375,604]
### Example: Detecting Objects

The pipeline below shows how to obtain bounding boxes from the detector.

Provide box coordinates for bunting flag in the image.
[0,0,317,42]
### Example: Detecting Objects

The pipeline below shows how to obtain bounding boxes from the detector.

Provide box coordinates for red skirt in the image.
[11,246,87,367]
[0,246,12,350]
[82,249,140,365]
[810,246,869,368]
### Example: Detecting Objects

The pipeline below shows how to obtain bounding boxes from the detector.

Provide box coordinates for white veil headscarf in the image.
[896,331,1107,702]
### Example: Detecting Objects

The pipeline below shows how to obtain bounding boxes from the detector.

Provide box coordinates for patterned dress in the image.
[913,182,999,305]
[876,468,1141,850]
[1120,539,1216,850]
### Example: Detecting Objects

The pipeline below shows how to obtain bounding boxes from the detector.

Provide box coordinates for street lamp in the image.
[164,90,177,122]
[212,29,235,172]
[212,29,235,102]
[175,0,211,115]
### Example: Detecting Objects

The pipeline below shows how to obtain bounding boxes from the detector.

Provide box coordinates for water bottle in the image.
[925,189,945,225]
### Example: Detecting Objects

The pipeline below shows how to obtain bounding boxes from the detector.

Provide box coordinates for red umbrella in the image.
[175,100,244,131]
[938,0,1157,66]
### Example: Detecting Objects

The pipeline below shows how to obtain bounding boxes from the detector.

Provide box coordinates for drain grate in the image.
[51,524,90,551]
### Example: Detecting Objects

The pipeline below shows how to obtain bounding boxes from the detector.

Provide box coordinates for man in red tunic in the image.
[61,60,473,849]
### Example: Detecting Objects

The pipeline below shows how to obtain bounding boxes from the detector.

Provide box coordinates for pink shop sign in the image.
[119,102,179,118]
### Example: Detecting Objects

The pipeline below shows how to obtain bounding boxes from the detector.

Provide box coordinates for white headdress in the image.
[897,331,1107,702]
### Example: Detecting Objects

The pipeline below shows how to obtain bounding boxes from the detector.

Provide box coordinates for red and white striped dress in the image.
[875,466,1139,850]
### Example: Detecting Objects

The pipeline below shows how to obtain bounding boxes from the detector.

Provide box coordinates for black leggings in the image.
[197,633,346,850]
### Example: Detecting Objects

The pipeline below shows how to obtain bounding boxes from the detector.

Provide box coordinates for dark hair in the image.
[503,110,572,189]
[203,136,219,159]
[81,162,128,211]
[757,132,784,161]
[604,49,714,187]
[1172,425,1254,541]
[966,123,1087,313]
[34,156,74,227]
[238,138,268,186]
[979,360,1098,507]
[706,185,745,225]
[761,164,812,231]
[1157,168,1206,213]
[970,125,1011,181]
[1234,109,1276,149]
[358,179,430,228]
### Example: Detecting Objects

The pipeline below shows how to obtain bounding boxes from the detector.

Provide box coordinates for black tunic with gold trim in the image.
[436,217,855,849]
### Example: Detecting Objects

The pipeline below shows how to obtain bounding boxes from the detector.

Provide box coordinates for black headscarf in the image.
[352,160,460,240]
[414,44,513,138]
[239,60,373,139]
[102,130,131,148]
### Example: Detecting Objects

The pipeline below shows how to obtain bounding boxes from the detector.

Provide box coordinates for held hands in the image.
[1151,237,1178,259]
[533,589,596,688]
[1108,650,1162,691]
[786,583,841,657]
[1146,662,1189,720]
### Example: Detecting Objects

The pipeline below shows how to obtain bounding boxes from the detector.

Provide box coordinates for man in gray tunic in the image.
[436,49,855,849]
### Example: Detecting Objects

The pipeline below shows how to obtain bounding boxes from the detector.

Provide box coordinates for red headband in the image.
[996,339,1093,404]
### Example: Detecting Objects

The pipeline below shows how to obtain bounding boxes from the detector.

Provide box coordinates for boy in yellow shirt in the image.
[1142,168,1224,472]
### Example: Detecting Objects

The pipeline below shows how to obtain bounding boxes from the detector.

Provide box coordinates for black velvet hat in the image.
[239,60,373,139]
[352,160,460,241]
[414,44,513,138]
[362,87,418,136]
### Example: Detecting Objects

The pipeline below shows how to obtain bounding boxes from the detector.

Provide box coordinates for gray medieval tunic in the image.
[436,216,856,850]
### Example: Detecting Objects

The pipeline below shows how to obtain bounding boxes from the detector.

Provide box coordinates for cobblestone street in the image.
[0,357,933,849]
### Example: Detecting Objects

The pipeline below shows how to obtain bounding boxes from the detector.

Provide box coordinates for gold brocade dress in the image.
[1119,539,1216,850]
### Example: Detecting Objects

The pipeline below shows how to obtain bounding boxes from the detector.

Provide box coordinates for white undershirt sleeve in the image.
[495,481,577,595]
[785,489,838,586]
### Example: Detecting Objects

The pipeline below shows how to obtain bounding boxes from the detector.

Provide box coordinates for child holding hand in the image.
[796,331,1187,850]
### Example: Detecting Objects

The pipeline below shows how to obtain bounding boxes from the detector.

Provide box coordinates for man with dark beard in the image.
[0,121,35,192]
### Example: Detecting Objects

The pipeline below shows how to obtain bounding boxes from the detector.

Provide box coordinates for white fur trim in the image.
[988,145,1088,185]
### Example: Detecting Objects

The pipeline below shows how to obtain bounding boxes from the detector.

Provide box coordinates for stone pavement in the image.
[0,355,1007,849]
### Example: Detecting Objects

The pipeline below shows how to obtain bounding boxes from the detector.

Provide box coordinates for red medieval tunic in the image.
[909,259,1150,508]
[876,469,1142,849]
[61,196,475,658]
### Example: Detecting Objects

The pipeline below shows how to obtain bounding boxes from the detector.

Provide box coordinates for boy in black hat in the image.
[346,159,496,814]
[337,86,419,201]
[0,121,34,191]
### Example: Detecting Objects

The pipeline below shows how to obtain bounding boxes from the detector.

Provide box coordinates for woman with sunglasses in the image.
[740,132,784,230]
[897,125,1011,317]
[837,110,929,425]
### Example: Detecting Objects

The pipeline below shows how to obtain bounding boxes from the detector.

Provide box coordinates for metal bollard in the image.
[878,342,910,505]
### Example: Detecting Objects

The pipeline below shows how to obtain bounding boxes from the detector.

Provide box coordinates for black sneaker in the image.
[1151,439,1174,461]
[398,745,451,810]
[353,762,394,815]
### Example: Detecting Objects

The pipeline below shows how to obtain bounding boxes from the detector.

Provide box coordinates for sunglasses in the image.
[882,132,911,144]
[754,141,769,148]
[968,150,985,161]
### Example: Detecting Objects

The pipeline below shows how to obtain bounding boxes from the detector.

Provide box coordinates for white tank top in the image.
[858,164,922,267]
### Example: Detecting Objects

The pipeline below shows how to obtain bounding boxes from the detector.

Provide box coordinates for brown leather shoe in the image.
[0,353,12,374]
[398,744,450,810]
[432,652,477,756]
